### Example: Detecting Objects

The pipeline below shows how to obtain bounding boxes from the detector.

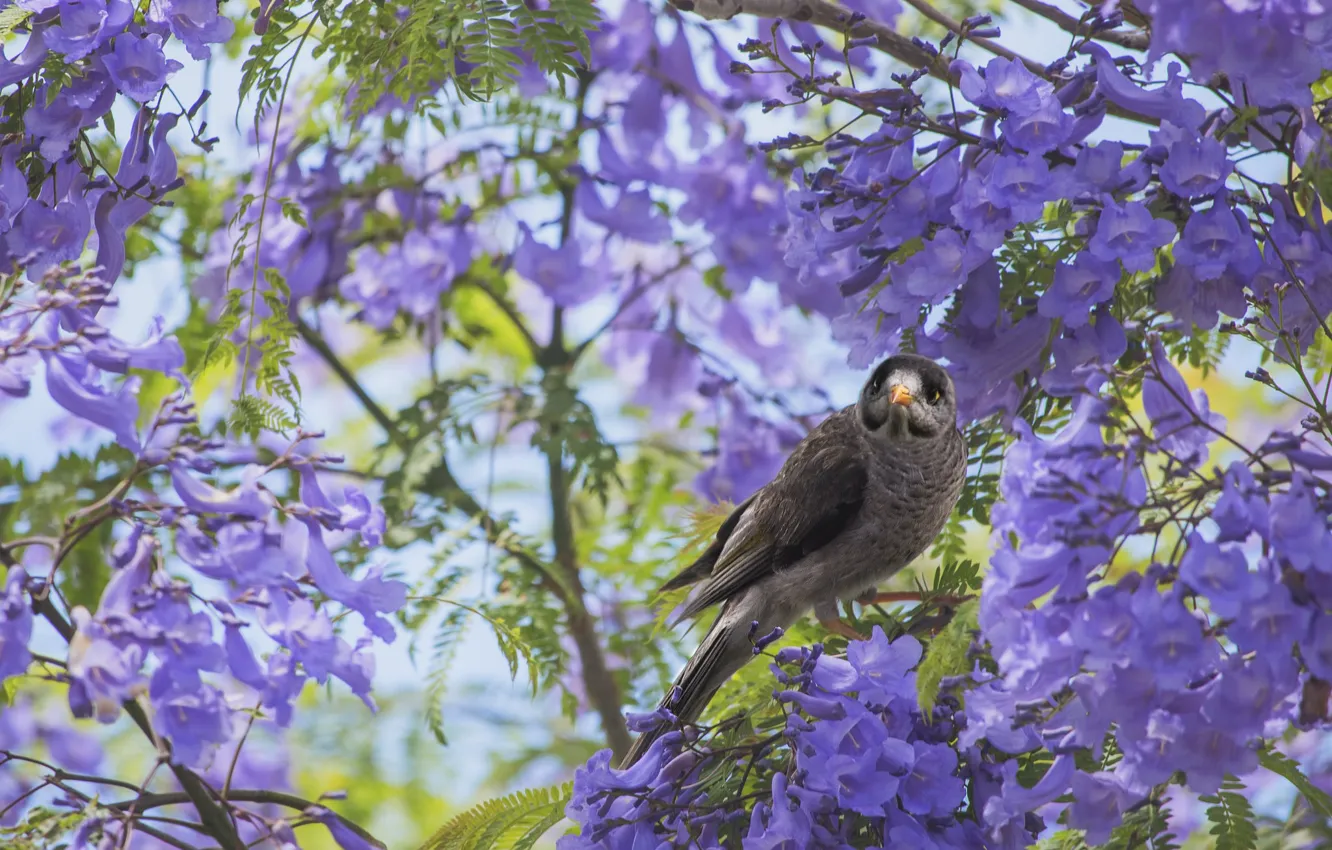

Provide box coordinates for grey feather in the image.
[621,354,967,767]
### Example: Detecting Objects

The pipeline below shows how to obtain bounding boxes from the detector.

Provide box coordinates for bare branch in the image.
[1006,0,1151,51]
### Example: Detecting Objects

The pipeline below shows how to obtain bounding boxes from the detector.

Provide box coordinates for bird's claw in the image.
[817,615,867,642]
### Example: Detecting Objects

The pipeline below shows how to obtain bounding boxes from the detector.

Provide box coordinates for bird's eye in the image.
[928,389,942,405]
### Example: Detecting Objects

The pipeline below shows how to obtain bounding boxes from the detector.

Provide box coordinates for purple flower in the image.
[0,146,27,232]
[1178,535,1259,618]
[989,154,1056,220]
[1211,461,1268,543]
[171,463,272,519]
[1067,771,1135,844]
[1041,313,1126,396]
[512,227,606,308]
[0,569,32,681]
[1141,337,1225,467]
[896,228,986,303]
[956,57,1054,115]
[633,329,701,414]
[695,394,801,502]
[103,32,182,101]
[17,195,92,275]
[1080,44,1205,130]
[306,806,381,850]
[43,351,141,452]
[743,774,814,850]
[297,517,407,643]
[0,27,48,89]
[1072,141,1128,195]
[575,181,671,243]
[1001,98,1072,153]
[67,611,146,723]
[147,0,235,60]
[1267,475,1331,572]
[1154,263,1249,333]
[1129,590,1214,689]
[949,176,1016,252]
[843,627,920,707]
[899,741,965,817]
[1087,200,1176,273]
[45,0,132,60]
[1038,255,1120,328]
[1158,126,1232,198]
[96,110,181,283]
[150,673,233,767]
[1172,200,1260,281]
[1202,654,1297,736]
[1228,579,1309,656]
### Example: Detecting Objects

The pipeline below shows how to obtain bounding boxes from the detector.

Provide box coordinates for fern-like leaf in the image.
[1258,747,1332,819]
[423,606,469,746]
[1200,776,1258,850]
[915,598,979,713]
[418,783,571,850]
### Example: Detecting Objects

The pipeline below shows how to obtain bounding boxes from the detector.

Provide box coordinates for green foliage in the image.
[0,805,99,850]
[424,604,470,746]
[236,5,310,130]
[1036,792,1181,850]
[915,598,979,712]
[1200,776,1258,850]
[0,4,32,39]
[1101,795,1178,850]
[407,588,545,747]
[0,447,132,611]
[324,0,601,115]
[1257,747,1332,820]
[419,782,571,850]
[514,371,622,507]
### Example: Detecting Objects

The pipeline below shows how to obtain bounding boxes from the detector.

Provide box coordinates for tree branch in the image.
[532,67,632,761]
[901,0,1044,73]
[1006,0,1151,52]
[294,315,404,442]
[105,790,384,848]
[546,446,633,760]
[671,0,1160,126]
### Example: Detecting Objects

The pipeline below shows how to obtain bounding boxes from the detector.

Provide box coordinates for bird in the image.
[620,353,967,767]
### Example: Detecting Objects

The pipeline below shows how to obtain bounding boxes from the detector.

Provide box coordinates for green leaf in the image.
[423,606,469,746]
[0,5,32,40]
[1199,776,1259,850]
[1258,747,1332,819]
[418,782,571,850]
[915,598,978,713]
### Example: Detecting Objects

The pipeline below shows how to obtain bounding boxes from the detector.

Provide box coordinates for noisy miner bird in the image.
[620,353,966,767]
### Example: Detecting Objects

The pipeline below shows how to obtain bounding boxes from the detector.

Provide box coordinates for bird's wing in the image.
[676,417,868,621]
[658,492,759,595]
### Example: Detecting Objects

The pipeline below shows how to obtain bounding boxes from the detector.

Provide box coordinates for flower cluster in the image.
[558,0,1332,845]
[562,627,1068,849]
[1,258,404,845]
[972,337,1332,836]
[1,0,226,281]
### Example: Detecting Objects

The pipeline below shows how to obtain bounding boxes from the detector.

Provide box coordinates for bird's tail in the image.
[618,610,752,768]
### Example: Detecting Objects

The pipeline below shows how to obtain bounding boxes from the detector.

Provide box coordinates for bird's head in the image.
[857,354,958,441]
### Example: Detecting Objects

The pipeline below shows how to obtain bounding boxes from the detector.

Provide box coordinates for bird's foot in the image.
[856,590,973,608]
[817,615,867,642]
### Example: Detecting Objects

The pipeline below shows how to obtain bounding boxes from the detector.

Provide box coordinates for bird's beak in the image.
[888,385,913,407]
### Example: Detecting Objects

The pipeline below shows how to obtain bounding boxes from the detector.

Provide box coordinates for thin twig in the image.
[1006,0,1150,51]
